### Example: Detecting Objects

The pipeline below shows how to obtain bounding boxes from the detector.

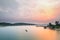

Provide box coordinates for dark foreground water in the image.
[0,25,60,40]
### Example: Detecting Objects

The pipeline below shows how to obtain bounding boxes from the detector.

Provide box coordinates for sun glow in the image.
[32,0,58,22]
[16,0,60,23]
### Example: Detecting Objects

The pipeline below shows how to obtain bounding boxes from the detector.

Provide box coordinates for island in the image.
[47,21,60,30]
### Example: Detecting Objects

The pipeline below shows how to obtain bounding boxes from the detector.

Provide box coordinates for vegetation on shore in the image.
[47,21,60,29]
[0,21,60,30]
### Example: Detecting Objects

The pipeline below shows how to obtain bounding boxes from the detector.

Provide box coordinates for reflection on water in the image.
[0,25,60,40]
[57,30,60,40]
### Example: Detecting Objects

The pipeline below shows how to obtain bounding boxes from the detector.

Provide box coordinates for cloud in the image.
[0,0,60,24]
[0,0,18,9]
[0,0,19,22]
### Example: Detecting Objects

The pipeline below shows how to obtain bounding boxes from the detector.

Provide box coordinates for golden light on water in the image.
[0,26,58,40]
[14,26,57,40]
[30,26,57,40]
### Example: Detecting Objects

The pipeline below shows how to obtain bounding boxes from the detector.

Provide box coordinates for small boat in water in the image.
[25,29,28,32]
[44,26,47,29]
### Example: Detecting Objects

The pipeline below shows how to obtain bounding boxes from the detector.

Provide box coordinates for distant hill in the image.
[0,22,36,26]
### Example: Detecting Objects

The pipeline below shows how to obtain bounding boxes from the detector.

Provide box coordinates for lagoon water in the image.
[0,25,60,40]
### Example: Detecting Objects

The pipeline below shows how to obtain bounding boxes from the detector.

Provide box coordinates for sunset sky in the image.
[0,0,60,24]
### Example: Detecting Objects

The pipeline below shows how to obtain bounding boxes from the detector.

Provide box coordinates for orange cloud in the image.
[31,0,60,23]
[31,8,57,23]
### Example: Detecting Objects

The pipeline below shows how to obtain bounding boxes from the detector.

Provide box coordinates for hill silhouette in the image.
[0,22,35,26]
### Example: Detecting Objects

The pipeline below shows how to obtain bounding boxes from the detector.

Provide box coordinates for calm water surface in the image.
[0,25,60,40]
